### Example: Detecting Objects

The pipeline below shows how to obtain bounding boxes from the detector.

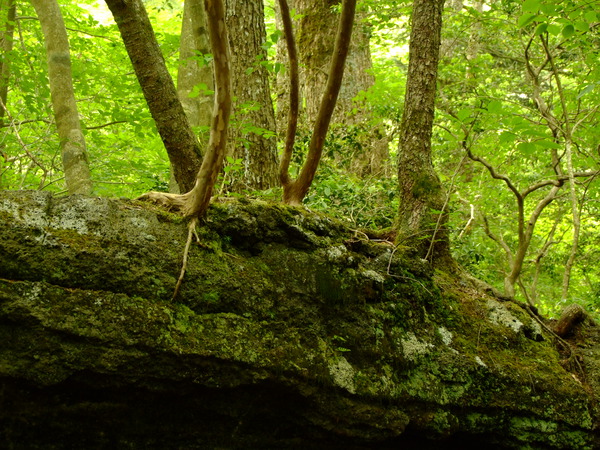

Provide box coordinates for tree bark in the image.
[30,0,93,195]
[172,0,214,193]
[0,0,15,189]
[104,0,202,193]
[396,0,449,261]
[0,0,14,126]
[181,0,232,217]
[224,0,278,192]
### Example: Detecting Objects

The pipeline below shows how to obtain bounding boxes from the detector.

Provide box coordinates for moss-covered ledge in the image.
[0,190,598,448]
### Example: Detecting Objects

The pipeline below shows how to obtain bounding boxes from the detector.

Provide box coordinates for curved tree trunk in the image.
[104,0,202,193]
[181,0,232,217]
[225,0,278,192]
[137,0,231,219]
[396,0,450,261]
[31,0,93,195]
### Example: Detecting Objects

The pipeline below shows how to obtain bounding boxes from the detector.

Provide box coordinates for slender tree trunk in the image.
[561,141,580,301]
[225,0,278,192]
[275,0,382,175]
[396,0,449,261]
[181,0,232,217]
[104,0,202,193]
[138,0,231,219]
[31,0,93,195]
[0,0,14,125]
[0,0,15,189]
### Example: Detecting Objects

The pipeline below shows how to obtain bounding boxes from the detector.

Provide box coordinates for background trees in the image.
[1,0,600,317]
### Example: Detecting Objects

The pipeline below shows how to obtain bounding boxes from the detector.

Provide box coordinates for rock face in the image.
[0,190,598,449]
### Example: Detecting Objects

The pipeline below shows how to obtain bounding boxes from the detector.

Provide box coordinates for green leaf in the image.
[517,142,536,155]
[562,24,575,38]
[456,108,472,122]
[547,24,562,35]
[499,131,516,145]
[487,100,503,113]
[522,0,540,13]
[584,11,597,23]
[534,140,562,149]
[577,84,597,99]
[534,23,548,35]
[539,4,556,15]
[575,21,589,32]
[518,13,537,28]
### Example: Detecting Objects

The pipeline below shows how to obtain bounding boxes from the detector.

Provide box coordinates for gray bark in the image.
[225,0,279,191]
[396,0,449,261]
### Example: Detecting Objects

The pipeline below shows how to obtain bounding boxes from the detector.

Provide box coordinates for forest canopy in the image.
[1,0,599,318]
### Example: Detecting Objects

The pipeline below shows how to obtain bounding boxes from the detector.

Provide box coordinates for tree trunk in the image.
[0,0,14,125]
[396,0,449,261]
[0,0,15,189]
[137,0,231,219]
[181,0,232,217]
[30,0,93,195]
[225,0,278,192]
[290,0,372,125]
[104,0,202,193]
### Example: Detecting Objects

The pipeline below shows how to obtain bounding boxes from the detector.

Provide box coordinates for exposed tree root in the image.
[172,216,199,301]
[137,191,195,215]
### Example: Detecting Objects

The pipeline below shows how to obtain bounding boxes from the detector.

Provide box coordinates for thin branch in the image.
[466,148,521,200]
[85,120,128,130]
[0,97,47,172]
[0,118,51,128]
[521,171,597,197]
[481,214,513,262]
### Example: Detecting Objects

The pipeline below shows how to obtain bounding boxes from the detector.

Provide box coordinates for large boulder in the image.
[0,190,598,448]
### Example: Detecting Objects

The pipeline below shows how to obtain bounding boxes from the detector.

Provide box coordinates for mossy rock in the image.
[0,191,598,449]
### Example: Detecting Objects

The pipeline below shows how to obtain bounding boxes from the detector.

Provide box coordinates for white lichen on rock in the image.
[326,244,347,261]
[400,332,434,360]
[437,326,453,346]
[362,269,385,284]
[487,300,523,333]
[475,356,487,368]
[329,356,356,394]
